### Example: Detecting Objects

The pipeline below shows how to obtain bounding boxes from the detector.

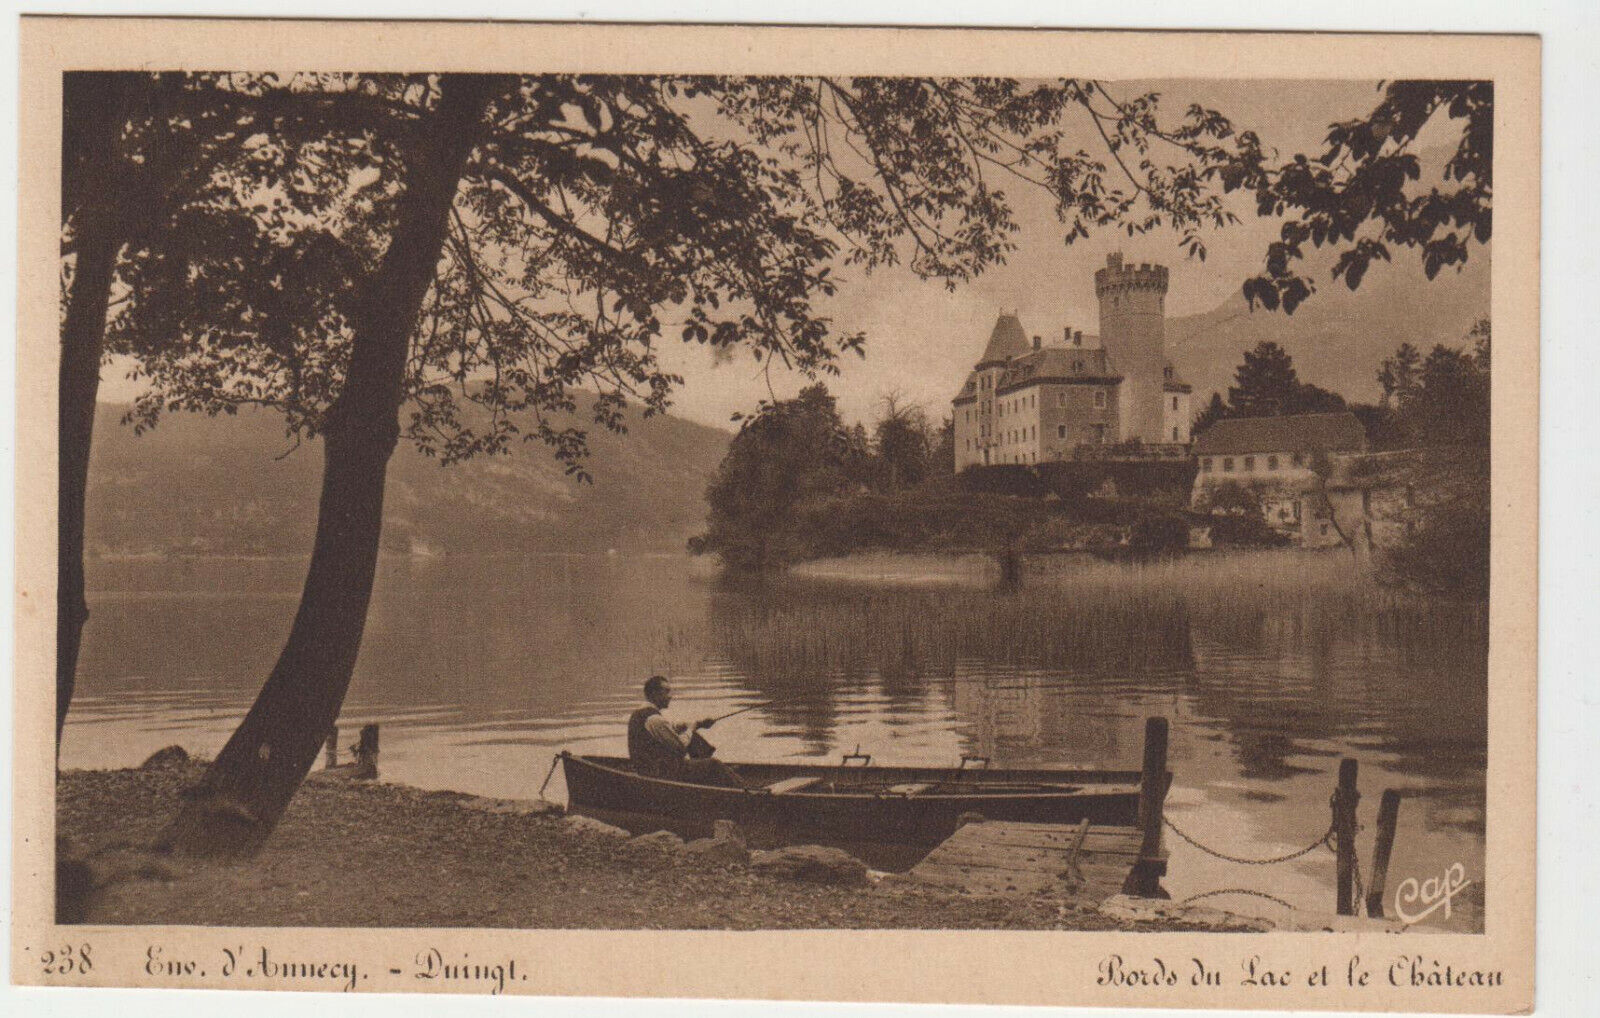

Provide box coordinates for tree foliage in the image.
[1369,321,1490,594]
[1191,391,1229,436]
[105,74,1251,477]
[1200,340,1349,423]
[871,392,933,490]
[1229,81,1492,314]
[1376,341,1423,410]
[1398,320,1491,447]
[695,384,851,570]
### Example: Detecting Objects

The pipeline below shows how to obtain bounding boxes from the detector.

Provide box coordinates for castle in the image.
[952,253,1193,470]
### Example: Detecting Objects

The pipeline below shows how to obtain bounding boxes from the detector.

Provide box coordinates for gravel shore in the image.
[57,761,1226,931]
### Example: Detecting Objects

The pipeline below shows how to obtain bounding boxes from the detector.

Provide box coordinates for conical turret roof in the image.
[977,312,1031,365]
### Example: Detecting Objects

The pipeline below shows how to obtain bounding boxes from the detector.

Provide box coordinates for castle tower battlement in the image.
[1094,254,1170,298]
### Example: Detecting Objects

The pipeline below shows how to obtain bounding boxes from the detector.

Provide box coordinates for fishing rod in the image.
[688,673,1103,728]
[697,700,785,726]
[685,693,826,729]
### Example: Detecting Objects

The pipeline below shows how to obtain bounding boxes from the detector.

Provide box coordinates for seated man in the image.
[627,675,741,787]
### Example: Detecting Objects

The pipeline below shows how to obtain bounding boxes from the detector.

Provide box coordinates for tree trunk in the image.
[995,533,1024,591]
[57,212,118,753]
[161,74,507,857]
[56,72,141,754]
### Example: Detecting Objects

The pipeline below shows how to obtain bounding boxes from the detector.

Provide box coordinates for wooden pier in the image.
[908,819,1157,899]
[908,718,1172,900]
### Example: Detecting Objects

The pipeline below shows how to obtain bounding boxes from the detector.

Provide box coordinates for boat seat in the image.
[765,776,824,794]
[888,782,934,796]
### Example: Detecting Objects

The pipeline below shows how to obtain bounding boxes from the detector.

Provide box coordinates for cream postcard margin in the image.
[13,19,1539,1013]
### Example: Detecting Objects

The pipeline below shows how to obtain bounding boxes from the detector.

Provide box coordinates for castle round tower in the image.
[1094,252,1170,444]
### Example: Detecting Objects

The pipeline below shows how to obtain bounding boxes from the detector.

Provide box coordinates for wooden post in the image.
[1122,716,1169,897]
[352,723,380,780]
[1062,817,1091,886]
[1334,758,1361,916]
[1365,788,1402,918]
[323,727,339,770]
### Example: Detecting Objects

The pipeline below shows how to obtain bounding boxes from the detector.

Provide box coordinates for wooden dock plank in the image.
[908,820,1149,901]
[940,828,1142,851]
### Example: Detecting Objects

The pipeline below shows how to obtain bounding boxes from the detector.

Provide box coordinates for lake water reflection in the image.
[63,551,1486,930]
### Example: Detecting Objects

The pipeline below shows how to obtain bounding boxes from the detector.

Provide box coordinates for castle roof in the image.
[1193,412,1366,457]
[977,312,1031,366]
[995,346,1118,392]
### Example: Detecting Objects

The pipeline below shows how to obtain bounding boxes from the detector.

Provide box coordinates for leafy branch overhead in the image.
[1229,80,1492,314]
[88,74,1248,479]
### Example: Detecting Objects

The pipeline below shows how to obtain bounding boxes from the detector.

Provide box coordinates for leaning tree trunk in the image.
[56,72,140,754]
[161,74,507,857]
[57,212,119,752]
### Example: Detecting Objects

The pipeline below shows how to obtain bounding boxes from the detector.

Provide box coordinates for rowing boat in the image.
[559,752,1157,869]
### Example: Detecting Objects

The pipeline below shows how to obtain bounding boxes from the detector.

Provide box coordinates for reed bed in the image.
[700,549,1486,690]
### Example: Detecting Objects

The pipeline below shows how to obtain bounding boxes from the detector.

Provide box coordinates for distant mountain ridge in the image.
[84,396,731,559]
[1167,249,1489,406]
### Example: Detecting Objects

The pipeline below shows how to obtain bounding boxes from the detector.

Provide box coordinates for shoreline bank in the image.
[57,758,1254,932]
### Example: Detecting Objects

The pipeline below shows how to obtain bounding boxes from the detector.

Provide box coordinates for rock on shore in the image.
[751,845,870,886]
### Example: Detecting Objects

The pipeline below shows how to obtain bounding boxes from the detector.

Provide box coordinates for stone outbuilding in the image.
[1190,412,1368,547]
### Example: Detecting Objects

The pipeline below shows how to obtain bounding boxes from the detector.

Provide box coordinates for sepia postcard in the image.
[13,17,1538,1013]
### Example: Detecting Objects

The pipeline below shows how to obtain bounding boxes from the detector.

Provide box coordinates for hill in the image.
[84,397,731,559]
[1167,246,1490,406]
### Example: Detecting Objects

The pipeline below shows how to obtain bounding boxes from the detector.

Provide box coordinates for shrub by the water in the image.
[955,464,1049,497]
[1205,511,1292,549]
[1125,513,1192,559]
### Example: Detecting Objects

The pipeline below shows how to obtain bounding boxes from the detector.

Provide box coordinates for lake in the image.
[62,550,1487,930]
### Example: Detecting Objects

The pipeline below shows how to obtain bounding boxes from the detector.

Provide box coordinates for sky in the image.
[653,78,1395,430]
[96,78,1418,433]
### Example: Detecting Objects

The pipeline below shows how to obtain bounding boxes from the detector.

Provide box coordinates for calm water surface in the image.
[64,552,1486,930]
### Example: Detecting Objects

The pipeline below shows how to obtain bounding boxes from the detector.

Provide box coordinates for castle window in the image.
[1094,389,1106,409]
[1243,456,1255,471]
[1223,458,1234,472]
[1292,452,1305,467]
[1057,424,1066,439]
[1267,455,1279,470]
[1172,427,1179,441]
[1073,360,1084,372]
[1058,392,1066,408]
[1202,458,1212,472]
[1171,396,1179,411]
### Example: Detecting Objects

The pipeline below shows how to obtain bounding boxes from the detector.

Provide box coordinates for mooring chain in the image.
[1318,815,1368,910]
[1181,887,1299,912]
[1163,814,1336,867]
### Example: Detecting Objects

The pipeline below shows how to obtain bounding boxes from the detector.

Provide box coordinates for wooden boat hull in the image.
[560,753,1150,869]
